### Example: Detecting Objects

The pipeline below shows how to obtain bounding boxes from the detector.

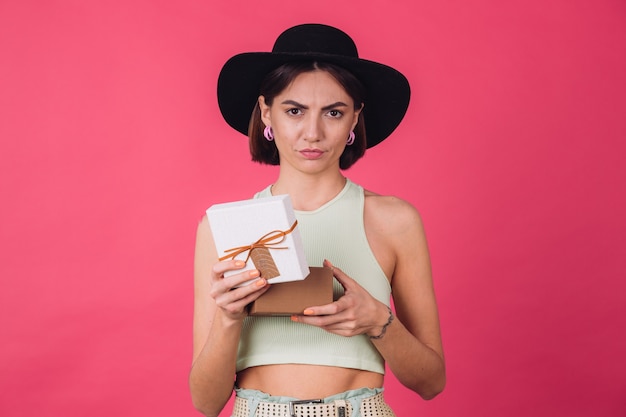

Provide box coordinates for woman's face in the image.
[259,70,362,175]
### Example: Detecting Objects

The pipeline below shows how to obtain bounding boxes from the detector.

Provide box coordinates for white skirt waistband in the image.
[232,387,395,417]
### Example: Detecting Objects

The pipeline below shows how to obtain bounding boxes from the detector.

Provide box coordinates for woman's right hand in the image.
[209,260,270,321]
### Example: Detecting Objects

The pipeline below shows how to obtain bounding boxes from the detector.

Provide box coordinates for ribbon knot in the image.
[218,220,299,263]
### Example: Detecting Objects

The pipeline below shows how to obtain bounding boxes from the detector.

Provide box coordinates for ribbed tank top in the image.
[236,179,391,374]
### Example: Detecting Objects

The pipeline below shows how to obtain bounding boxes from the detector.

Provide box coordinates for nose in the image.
[302,115,322,142]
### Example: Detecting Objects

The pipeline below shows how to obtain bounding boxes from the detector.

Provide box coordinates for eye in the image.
[287,108,302,116]
[327,109,343,118]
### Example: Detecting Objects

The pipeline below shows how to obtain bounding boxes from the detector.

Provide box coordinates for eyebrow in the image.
[280,100,349,111]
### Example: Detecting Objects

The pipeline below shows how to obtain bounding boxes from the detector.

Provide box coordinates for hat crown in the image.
[272,24,359,58]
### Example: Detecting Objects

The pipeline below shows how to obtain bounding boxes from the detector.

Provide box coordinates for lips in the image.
[299,149,324,159]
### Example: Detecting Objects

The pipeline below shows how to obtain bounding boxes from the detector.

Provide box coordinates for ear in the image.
[258,96,271,126]
[351,103,364,130]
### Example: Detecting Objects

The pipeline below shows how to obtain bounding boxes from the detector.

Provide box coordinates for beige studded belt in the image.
[232,391,396,417]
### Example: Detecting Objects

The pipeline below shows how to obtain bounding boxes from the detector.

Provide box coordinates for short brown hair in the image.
[248,61,367,170]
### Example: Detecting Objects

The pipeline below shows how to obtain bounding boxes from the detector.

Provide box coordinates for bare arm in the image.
[370,199,445,399]
[189,215,270,417]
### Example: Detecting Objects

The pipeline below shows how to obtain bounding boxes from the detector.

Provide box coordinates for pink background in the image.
[1,1,625,416]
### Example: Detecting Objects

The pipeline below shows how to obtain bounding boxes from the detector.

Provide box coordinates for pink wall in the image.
[1,1,625,416]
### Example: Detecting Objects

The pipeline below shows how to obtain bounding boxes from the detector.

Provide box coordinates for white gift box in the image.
[206,194,309,284]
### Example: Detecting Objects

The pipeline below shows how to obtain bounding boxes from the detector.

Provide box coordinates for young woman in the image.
[190,24,445,417]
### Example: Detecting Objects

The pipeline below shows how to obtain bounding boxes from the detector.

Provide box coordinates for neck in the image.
[271,170,347,211]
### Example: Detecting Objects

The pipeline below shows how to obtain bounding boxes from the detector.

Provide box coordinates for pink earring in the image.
[346,131,355,146]
[263,126,274,141]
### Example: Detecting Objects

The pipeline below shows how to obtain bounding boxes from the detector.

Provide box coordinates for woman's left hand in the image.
[291,259,390,338]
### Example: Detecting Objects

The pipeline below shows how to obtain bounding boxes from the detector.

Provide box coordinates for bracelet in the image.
[369,306,394,340]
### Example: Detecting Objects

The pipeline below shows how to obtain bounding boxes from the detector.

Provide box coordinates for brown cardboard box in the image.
[249,267,334,316]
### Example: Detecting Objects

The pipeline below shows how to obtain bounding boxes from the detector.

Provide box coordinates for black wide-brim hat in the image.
[217,23,411,149]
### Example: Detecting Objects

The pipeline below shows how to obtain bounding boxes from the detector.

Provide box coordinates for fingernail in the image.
[255,278,266,287]
[290,315,298,322]
[303,309,314,315]
[249,270,260,278]
[235,260,245,268]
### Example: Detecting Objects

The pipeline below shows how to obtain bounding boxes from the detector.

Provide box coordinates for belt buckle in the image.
[288,398,323,417]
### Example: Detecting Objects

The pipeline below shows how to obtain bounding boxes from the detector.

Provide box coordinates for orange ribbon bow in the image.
[218,220,299,263]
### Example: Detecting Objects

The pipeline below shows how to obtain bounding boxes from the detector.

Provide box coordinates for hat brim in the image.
[217,52,410,148]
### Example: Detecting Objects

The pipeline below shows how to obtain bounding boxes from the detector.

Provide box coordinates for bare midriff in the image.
[237,364,384,398]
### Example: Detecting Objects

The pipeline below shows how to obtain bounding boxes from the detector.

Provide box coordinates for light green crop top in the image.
[236,179,391,374]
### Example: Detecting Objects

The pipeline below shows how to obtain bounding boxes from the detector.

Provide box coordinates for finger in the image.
[210,269,265,300]
[220,277,270,304]
[216,282,271,314]
[294,308,348,326]
[294,311,363,337]
[323,259,357,290]
[221,269,263,289]
[300,302,341,317]
[299,293,359,321]
[211,259,247,280]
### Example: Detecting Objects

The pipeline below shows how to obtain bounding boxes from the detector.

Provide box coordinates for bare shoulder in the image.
[363,189,426,236]
[362,189,429,283]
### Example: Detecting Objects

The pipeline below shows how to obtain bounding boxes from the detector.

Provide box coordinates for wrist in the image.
[369,306,394,340]
[216,308,246,329]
